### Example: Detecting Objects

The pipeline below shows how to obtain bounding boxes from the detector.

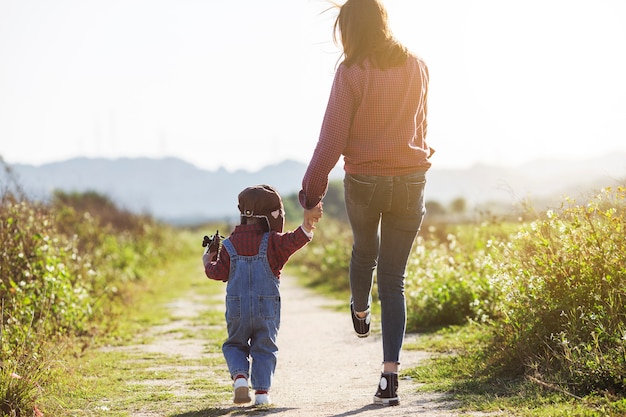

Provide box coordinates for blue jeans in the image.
[221,234,281,392]
[344,172,426,364]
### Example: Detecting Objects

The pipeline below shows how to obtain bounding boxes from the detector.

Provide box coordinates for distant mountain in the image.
[3,157,324,224]
[427,153,626,207]
[2,153,625,224]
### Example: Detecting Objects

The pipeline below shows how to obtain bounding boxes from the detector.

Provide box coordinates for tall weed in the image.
[490,187,626,395]
[0,199,93,348]
[1,186,179,415]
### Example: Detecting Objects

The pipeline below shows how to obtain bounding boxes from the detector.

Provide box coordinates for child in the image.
[202,184,322,406]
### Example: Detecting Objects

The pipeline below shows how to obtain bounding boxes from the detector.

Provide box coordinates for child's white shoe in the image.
[233,378,251,404]
[254,393,271,406]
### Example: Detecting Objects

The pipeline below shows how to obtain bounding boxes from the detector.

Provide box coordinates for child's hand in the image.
[202,251,218,267]
[303,202,323,233]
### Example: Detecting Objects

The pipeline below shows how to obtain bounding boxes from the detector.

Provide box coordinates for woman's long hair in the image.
[333,0,410,69]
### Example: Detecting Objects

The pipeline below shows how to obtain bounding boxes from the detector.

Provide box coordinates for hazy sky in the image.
[1,0,625,172]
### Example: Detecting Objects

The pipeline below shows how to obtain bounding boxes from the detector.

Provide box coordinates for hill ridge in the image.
[2,153,625,224]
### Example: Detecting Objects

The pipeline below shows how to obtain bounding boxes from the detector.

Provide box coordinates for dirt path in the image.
[268,277,462,416]
[113,274,496,416]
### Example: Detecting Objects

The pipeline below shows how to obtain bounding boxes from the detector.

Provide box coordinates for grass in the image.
[403,324,626,416]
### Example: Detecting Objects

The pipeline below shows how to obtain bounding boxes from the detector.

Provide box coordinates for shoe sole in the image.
[373,396,400,406]
[234,386,251,404]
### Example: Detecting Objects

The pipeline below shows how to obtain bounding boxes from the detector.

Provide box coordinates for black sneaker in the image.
[350,302,370,337]
[373,372,399,406]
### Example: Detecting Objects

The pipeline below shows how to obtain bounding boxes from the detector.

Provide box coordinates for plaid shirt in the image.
[300,55,432,209]
[204,223,311,281]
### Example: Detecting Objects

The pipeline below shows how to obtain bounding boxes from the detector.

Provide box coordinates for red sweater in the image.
[300,56,431,209]
[204,223,311,281]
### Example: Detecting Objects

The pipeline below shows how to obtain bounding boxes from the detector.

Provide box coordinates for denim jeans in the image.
[344,171,426,364]
[221,234,281,392]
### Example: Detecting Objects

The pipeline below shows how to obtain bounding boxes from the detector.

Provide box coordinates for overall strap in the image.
[222,238,237,257]
[258,233,270,257]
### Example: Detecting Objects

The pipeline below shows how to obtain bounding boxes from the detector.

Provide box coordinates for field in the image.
[1,178,626,416]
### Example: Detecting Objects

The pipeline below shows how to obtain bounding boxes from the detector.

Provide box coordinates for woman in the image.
[299,0,432,406]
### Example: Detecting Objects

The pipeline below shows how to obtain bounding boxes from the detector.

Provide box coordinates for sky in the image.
[1,0,625,173]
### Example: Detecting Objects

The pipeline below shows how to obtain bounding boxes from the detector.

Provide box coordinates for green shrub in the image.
[0,195,93,416]
[490,186,626,395]
[404,222,503,330]
[1,188,179,415]
[0,198,93,346]
[50,190,172,306]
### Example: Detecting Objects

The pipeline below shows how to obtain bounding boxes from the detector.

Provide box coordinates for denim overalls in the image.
[221,233,281,392]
